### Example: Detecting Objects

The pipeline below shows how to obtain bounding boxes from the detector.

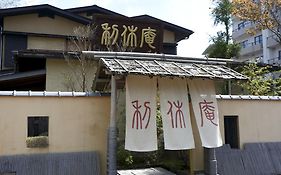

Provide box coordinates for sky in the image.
[20,0,224,58]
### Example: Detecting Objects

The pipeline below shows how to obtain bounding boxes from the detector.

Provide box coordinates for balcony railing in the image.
[267,35,280,48]
[240,42,263,56]
[233,21,254,39]
[267,57,281,66]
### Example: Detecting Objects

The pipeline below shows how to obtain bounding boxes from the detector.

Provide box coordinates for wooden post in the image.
[107,75,117,175]
[205,148,218,175]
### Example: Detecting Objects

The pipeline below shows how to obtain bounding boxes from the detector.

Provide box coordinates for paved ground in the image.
[117,167,176,175]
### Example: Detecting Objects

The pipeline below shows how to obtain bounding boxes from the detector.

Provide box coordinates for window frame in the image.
[238,22,245,30]
[27,116,49,137]
[224,115,240,149]
[241,40,248,48]
[254,35,263,45]
[278,50,281,60]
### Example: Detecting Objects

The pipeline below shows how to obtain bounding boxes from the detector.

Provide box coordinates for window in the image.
[241,40,248,48]
[28,116,49,137]
[4,34,27,68]
[254,35,263,45]
[278,50,281,60]
[224,116,239,149]
[238,22,245,30]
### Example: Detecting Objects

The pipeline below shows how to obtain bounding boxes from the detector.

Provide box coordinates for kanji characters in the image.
[121,25,138,47]
[140,27,156,49]
[101,23,119,45]
[100,23,157,49]
[167,100,186,128]
[131,100,151,130]
[199,99,218,127]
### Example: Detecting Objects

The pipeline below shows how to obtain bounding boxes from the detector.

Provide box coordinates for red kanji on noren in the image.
[167,100,186,128]
[131,100,151,130]
[143,102,151,129]
[199,99,217,127]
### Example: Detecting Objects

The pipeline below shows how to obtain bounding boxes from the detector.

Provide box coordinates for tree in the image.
[63,23,134,92]
[206,0,240,59]
[63,24,98,92]
[208,0,240,94]
[239,63,281,96]
[206,32,240,58]
[211,0,232,44]
[232,0,281,43]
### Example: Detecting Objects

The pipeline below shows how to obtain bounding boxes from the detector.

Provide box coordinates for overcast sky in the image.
[21,0,223,57]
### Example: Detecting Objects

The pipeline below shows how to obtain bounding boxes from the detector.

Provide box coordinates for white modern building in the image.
[232,17,281,66]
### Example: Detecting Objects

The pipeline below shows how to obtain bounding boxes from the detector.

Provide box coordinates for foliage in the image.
[26,136,49,148]
[238,63,281,95]
[206,32,240,59]
[207,0,240,59]
[160,158,186,172]
[232,0,281,43]
[117,144,133,168]
[211,0,233,44]
[117,145,160,169]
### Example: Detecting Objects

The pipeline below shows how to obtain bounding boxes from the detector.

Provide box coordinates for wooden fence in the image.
[216,143,281,175]
[0,151,100,175]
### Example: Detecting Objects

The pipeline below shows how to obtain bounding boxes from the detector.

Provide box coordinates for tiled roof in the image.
[0,4,91,24]
[100,58,247,80]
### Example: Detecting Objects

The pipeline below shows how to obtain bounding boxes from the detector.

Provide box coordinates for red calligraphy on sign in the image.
[199,99,217,127]
[143,102,151,129]
[131,100,151,130]
[167,100,186,128]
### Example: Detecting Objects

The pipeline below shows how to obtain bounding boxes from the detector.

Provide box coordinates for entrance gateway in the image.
[83,51,248,175]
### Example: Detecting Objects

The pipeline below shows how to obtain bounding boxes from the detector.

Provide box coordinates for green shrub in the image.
[26,136,49,148]
[117,144,134,169]
[160,158,186,173]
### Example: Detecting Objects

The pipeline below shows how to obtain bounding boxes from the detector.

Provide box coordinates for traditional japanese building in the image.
[1,3,280,175]
[1,58,281,174]
[0,4,193,91]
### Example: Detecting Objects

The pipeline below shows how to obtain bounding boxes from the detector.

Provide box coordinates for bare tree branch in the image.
[63,24,98,92]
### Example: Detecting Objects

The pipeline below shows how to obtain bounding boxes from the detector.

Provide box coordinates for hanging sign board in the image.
[125,75,158,152]
[93,15,163,53]
[188,79,223,148]
[158,77,195,150]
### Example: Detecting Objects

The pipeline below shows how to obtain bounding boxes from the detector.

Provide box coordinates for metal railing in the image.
[232,21,254,33]
[267,57,281,66]
[240,41,263,55]
[266,35,281,48]
[246,57,264,64]
[241,41,263,48]
[267,34,279,41]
